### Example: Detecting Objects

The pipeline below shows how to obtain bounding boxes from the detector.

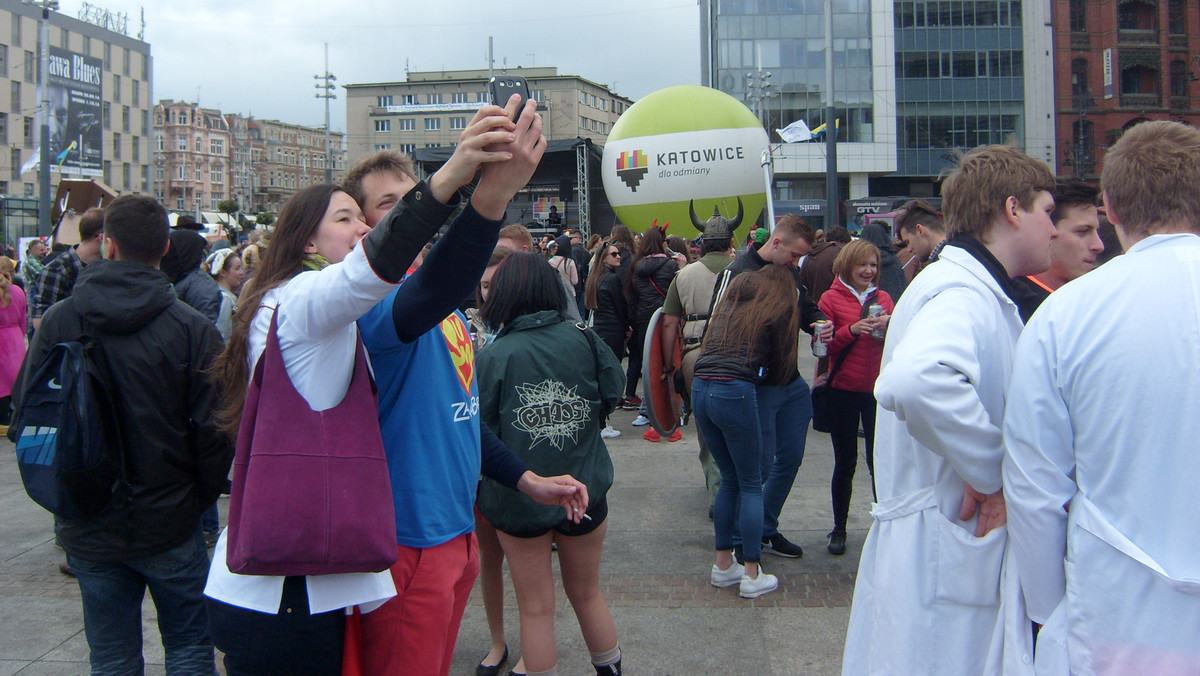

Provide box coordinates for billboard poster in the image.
[47,46,103,177]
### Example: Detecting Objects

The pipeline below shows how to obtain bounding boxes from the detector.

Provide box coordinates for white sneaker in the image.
[739,568,779,599]
[601,425,621,439]
[710,561,745,588]
[632,415,651,426]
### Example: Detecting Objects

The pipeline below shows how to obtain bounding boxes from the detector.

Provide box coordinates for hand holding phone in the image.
[489,75,531,123]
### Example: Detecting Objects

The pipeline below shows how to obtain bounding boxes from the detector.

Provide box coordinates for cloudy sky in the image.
[66,0,701,132]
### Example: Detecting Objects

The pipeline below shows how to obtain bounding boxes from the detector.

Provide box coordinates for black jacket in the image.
[591,267,629,342]
[24,260,231,561]
[631,255,677,324]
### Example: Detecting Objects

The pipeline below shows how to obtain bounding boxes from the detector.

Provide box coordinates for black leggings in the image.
[829,388,877,531]
[625,320,649,397]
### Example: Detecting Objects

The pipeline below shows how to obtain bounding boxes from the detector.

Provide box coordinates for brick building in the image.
[1055,0,1200,180]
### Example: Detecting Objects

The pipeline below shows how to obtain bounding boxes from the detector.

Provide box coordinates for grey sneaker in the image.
[631,414,651,426]
[739,568,779,599]
[710,560,745,588]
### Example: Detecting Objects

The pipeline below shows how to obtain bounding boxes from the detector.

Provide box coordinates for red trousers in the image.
[359,534,480,676]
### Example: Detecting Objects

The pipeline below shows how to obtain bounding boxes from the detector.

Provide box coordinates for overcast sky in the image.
[65,0,701,133]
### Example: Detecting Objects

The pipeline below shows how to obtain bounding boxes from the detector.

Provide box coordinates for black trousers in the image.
[625,320,649,398]
[828,388,877,531]
[207,576,345,676]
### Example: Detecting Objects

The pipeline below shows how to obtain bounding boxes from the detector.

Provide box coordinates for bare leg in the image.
[555,521,618,654]
[497,530,558,674]
[476,513,509,667]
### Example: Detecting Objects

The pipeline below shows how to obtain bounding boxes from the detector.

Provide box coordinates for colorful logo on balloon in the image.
[602,85,768,240]
[616,150,650,191]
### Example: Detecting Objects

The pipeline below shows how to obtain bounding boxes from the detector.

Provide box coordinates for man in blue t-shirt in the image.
[344,111,586,676]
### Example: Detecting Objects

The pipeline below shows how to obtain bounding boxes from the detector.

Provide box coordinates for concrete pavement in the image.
[0,353,877,674]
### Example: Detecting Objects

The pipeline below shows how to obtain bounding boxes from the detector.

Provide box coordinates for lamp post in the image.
[24,0,59,237]
[314,43,336,183]
[1072,89,1095,181]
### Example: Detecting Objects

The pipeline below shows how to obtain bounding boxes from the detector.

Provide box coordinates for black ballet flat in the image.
[476,645,509,676]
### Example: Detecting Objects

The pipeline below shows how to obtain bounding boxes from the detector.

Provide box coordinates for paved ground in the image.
[0,353,876,675]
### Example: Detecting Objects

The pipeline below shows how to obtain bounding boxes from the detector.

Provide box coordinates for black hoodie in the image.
[22,260,231,561]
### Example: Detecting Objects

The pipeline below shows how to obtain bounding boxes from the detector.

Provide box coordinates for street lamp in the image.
[23,0,59,237]
[314,43,336,184]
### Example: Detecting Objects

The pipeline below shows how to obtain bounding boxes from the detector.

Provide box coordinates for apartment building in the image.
[344,66,630,165]
[0,0,152,201]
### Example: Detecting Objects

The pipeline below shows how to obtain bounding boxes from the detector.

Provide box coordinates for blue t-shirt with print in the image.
[358,290,481,549]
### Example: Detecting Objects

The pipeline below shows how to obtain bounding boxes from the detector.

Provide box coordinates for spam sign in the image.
[602,85,768,240]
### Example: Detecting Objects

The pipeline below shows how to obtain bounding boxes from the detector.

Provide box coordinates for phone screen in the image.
[489,76,530,123]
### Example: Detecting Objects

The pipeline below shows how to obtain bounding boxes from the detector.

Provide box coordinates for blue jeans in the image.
[756,376,813,539]
[68,529,216,676]
[692,378,771,563]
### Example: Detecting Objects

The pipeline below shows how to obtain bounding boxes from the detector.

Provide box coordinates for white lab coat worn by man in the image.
[843,244,1033,675]
[1003,233,1200,675]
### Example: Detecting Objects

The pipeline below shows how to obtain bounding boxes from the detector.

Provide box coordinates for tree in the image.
[255,212,275,227]
[217,198,240,216]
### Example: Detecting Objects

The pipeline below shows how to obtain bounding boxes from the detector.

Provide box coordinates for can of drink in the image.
[868,304,885,340]
[812,320,830,357]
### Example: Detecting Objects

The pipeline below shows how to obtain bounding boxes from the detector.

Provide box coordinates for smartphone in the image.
[489,75,530,123]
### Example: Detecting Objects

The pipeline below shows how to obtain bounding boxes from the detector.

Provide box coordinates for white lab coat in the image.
[843,245,1033,675]
[1003,233,1200,675]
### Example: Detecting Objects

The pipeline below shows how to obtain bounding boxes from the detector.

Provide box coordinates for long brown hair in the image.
[585,242,617,311]
[212,183,344,436]
[624,225,668,301]
[702,265,800,385]
[0,256,13,308]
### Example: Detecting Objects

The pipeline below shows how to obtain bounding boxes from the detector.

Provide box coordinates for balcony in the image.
[1117,29,1159,46]
[1119,92,1163,108]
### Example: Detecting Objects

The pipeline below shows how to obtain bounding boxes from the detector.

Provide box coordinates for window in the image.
[176,197,185,211]
[23,116,32,147]
[131,80,139,107]
[1117,1,1157,30]
[123,106,131,133]
[142,54,150,81]
[0,113,7,145]
[123,48,130,76]
[452,92,469,103]
[580,91,587,105]
[0,46,6,75]
[1170,60,1188,97]
[425,143,441,148]
[1168,0,1186,34]
[113,132,121,159]
[195,136,203,152]
[374,144,392,151]
[156,134,164,151]
[11,148,21,176]
[104,43,111,69]
[59,27,68,48]
[82,35,91,56]
[401,94,416,104]
[1120,64,1160,96]
[195,166,202,181]
[424,118,440,131]
[378,95,393,107]
[131,136,139,162]
[179,111,187,125]
[24,51,33,82]
[1072,59,1090,96]
[211,165,224,183]
[449,116,467,130]
[123,163,131,188]
[427,93,442,104]
[176,136,186,151]
[10,81,19,114]
[399,143,416,154]
[531,89,545,103]
[210,138,224,154]
[113,74,121,102]
[375,119,391,132]
[477,92,489,102]
[11,16,19,45]
[398,118,415,131]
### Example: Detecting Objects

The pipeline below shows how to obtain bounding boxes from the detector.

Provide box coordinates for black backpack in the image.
[11,336,127,520]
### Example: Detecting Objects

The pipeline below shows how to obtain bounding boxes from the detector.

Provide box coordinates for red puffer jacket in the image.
[817,280,894,393]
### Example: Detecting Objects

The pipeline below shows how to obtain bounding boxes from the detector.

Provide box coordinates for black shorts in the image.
[503,498,609,539]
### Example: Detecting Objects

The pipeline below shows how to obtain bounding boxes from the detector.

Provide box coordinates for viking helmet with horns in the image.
[689,198,743,241]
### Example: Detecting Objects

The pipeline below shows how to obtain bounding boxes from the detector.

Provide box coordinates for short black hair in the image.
[104,195,169,265]
[1051,179,1099,225]
[701,236,731,254]
[479,251,567,330]
[825,225,852,244]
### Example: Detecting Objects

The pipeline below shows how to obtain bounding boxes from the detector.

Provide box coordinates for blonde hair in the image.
[831,239,880,286]
[1102,121,1200,236]
[0,256,14,308]
[940,145,1055,241]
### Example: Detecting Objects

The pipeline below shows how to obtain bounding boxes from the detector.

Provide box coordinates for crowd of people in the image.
[4,105,1199,675]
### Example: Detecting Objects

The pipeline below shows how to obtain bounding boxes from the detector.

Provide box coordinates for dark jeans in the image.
[625,320,649,398]
[829,387,877,530]
[693,377,769,563]
[68,529,216,676]
[755,376,812,538]
[200,503,219,536]
[207,576,345,676]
